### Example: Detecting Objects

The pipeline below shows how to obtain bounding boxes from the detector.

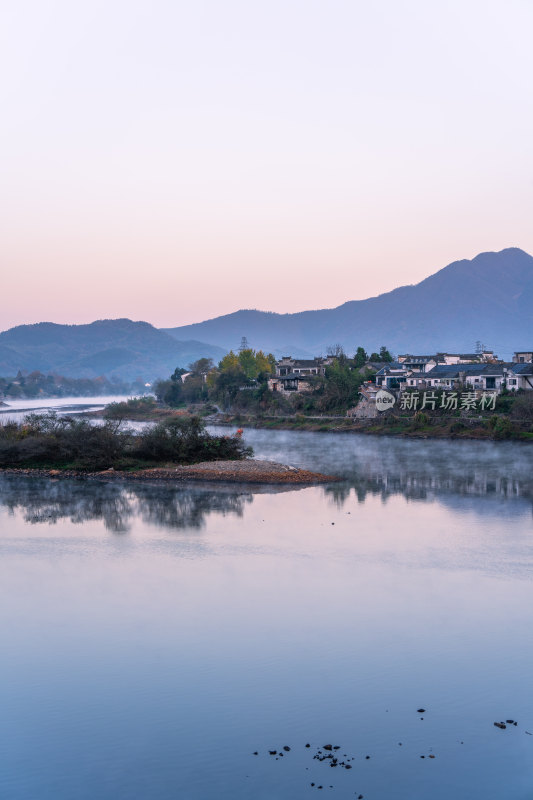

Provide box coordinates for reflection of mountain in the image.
[0,476,298,534]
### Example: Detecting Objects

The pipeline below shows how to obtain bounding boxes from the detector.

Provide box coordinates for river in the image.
[1,406,533,799]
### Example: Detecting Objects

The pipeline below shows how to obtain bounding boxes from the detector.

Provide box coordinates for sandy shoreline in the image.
[0,459,338,485]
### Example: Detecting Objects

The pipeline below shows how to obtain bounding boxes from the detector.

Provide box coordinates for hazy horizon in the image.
[2,0,532,330]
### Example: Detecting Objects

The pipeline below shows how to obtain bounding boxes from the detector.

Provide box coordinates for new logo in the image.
[375,389,396,412]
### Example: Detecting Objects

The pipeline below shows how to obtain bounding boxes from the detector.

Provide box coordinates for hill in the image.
[163,248,533,359]
[0,319,226,381]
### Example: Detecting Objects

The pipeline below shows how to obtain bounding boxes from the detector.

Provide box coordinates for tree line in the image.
[154,345,394,414]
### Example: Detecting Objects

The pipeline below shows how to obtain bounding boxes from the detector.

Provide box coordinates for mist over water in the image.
[1,423,533,799]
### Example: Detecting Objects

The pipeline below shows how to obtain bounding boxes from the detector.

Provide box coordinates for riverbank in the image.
[0,459,338,485]
[210,413,533,441]
[92,399,533,442]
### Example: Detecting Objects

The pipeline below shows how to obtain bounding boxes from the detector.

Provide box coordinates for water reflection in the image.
[2,427,533,535]
[323,464,528,507]
[0,475,298,533]
[208,427,533,511]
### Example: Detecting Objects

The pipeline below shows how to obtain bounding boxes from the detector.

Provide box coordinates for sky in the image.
[1,0,532,330]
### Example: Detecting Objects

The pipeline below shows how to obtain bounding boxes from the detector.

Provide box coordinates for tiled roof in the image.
[511,363,533,375]
[278,358,327,367]
[375,361,404,375]
[276,372,317,381]
[423,363,508,378]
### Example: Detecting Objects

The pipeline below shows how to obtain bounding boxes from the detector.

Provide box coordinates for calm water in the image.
[1,425,533,800]
[0,395,135,424]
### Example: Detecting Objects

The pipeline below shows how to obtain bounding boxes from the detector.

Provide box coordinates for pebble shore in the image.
[0,459,338,485]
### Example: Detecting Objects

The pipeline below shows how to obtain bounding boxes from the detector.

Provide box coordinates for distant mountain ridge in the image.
[0,319,226,381]
[2,248,531,380]
[163,248,533,359]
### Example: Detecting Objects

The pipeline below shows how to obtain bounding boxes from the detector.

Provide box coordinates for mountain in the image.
[0,319,226,381]
[163,248,533,359]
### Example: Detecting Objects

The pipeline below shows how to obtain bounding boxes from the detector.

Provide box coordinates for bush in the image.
[450,421,465,433]
[134,417,252,463]
[510,393,533,421]
[0,413,130,469]
[0,413,252,469]
[411,411,429,429]
[492,416,514,440]
[104,396,157,419]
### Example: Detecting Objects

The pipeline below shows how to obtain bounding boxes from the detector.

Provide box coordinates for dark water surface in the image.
[1,428,533,799]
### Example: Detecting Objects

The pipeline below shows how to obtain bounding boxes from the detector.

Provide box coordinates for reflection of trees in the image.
[133,484,252,530]
[324,483,352,507]
[0,477,133,532]
[0,476,259,534]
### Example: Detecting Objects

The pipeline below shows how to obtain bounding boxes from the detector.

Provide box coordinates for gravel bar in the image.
[0,460,338,485]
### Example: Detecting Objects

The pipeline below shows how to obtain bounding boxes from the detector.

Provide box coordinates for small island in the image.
[0,412,335,485]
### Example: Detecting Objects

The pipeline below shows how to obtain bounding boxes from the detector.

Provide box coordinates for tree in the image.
[368,347,393,363]
[153,378,184,406]
[171,367,188,381]
[181,374,208,403]
[353,347,368,368]
[239,348,259,379]
[188,358,214,375]
[327,344,345,357]
[255,350,276,376]
[318,361,363,411]
[219,351,241,372]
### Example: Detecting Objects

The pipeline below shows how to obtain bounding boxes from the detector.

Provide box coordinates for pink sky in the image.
[1,0,532,330]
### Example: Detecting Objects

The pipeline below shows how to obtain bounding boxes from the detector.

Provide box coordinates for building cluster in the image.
[375,351,533,394]
[266,351,533,419]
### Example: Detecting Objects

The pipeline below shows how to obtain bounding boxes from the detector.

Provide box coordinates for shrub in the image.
[0,413,252,469]
[0,413,130,469]
[411,411,429,429]
[133,417,252,463]
[492,416,513,440]
[450,421,465,433]
[104,396,157,419]
[510,393,533,421]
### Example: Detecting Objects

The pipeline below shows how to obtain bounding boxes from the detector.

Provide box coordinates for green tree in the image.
[153,377,184,406]
[353,347,368,367]
[238,348,259,379]
[171,367,188,381]
[318,361,364,411]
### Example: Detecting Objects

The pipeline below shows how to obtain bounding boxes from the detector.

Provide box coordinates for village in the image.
[266,349,533,418]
